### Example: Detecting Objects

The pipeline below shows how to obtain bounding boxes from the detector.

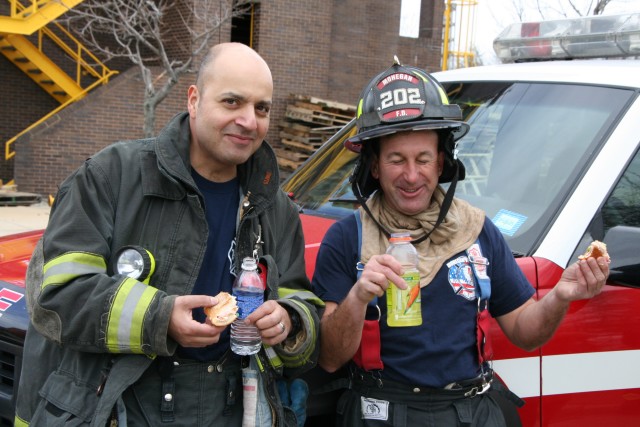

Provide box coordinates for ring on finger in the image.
[278,321,286,334]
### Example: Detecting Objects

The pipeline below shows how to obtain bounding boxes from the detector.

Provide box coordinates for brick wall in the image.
[14,67,193,197]
[5,0,446,197]
[327,0,444,106]
[0,54,57,184]
[257,0,334,147]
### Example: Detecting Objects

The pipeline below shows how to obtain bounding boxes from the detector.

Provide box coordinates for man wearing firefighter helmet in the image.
[312,58,610,426]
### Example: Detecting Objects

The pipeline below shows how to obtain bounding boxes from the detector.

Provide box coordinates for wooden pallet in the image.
[0,188,42,206]
[279,130,324,146]
[276,94,355,174]
[290,94,357,115]
[280,138,318,154]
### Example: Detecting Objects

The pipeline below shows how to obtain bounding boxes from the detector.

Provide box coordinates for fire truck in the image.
[1,12,639,426]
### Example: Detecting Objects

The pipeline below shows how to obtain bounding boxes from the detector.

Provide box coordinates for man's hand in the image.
[352,254,407,305]
[498,255,610,351]
[168,295,228,347]
[554,256,609,303]
[246,300,293,346]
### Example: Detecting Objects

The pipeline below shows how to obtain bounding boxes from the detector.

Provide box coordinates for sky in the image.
[474,0,640,64]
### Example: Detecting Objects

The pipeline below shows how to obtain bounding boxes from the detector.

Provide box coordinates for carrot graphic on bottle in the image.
[404,284,420,314]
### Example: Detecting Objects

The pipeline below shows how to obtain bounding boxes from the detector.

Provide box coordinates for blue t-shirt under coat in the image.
[177,170,239,362]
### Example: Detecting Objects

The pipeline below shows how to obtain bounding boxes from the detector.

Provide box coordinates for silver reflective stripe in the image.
[107,277,157,354]
[42,252,106,289]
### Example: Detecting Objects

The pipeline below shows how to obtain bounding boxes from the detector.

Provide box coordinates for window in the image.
[574,148,640,288]
[231,3,259,48]
[443,81,634,256]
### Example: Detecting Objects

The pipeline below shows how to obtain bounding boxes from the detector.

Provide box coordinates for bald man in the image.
[16,43,319,427]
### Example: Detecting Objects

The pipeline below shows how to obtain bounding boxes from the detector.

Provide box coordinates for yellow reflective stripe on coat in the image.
[106,277,158,354]
[277,299,317,368]
[42,252,107,290]
[264,345,284,371]
[278,288,325,307]
[14,415,28,427]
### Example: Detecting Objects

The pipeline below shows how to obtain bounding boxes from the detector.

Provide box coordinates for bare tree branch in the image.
[58,0,253,137]
[594,0,613,15]
[566,0,586,16]
[507,0,618,22]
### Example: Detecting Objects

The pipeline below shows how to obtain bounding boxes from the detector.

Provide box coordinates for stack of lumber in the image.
[276,94,356,172]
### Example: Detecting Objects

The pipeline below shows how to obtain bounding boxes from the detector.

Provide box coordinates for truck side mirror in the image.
[603,225,640,289]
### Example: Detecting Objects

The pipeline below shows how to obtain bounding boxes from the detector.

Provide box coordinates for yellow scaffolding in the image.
[442,0,478,70]
[1,0,117,160]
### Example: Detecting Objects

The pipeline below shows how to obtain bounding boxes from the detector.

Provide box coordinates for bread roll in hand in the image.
[578,240,611,263]
[204,292,238,326]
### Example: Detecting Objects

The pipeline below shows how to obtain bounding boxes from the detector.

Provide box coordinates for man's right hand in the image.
[318,254,406,372]
[168,295,228,347]
[352,254,407,304]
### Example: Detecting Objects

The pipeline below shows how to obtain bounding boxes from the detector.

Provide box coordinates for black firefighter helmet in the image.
[346,57,470,242]
[346,57,470,201]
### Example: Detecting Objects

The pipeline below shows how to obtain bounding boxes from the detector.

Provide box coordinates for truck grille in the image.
[0,340,22,425]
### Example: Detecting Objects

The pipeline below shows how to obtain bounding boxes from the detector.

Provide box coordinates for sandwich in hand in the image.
[578,240,611,263]
[204,292,238,326]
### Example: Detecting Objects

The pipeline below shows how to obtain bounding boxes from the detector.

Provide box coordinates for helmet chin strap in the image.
[353,161,460,245]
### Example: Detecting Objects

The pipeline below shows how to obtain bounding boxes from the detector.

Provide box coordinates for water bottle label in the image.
[236,293,263,319]
[386,270,422,327]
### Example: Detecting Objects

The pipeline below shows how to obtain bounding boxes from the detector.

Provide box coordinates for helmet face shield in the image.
[347,59,470,197]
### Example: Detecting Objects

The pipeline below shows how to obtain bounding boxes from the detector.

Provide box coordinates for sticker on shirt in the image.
[361,397,389,420]
[467,243,489,280]
[492,209,527,236]
[447,255,476,300]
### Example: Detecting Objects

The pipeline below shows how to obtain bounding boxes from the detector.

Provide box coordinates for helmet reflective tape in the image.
[434,81,450,105]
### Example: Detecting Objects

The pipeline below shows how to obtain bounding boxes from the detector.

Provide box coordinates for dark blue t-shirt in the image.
[177,170,239,362]
[311,213,535,387]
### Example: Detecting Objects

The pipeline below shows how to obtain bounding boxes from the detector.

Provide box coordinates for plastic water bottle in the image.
[385,233,422,327]
[231,257,265,355]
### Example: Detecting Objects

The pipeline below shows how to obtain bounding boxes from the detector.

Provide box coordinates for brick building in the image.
[1,0,445,197]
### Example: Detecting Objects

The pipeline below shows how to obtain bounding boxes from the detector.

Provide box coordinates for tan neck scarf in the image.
[360,186,486,287]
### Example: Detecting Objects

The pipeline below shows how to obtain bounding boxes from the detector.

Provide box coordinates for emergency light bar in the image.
[493,13,640,62]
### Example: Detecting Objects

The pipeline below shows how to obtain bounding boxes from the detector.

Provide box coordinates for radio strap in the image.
[466,241,493,365]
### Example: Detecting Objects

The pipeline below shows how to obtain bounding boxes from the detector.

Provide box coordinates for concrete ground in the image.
[0,201,50,237]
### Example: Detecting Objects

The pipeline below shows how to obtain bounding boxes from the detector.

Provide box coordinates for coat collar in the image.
[148,112,280,208]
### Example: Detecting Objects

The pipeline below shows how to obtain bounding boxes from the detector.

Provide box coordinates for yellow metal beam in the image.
[0,0,84,35]
[0,33,83,103]
[442,0,478,70]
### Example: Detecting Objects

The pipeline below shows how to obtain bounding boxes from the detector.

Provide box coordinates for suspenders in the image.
[352,211,385,370]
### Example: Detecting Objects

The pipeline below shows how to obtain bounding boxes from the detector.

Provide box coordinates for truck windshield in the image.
[282,81,634,255]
